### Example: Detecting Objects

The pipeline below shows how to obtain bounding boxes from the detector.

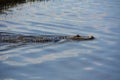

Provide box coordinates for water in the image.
[0,0,120,80]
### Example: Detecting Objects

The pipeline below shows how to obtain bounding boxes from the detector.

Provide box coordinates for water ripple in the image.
[0,0,120,80]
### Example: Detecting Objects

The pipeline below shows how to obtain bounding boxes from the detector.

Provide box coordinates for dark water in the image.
[0,0,120,80]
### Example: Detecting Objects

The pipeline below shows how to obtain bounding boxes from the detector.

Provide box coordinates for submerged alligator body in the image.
[0,32,95,43]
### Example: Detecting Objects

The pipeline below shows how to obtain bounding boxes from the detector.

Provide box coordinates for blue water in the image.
[0,0,120,80]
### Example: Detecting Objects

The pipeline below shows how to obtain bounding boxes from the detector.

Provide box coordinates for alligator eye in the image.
[89,36,95,39]
[76,34,80,37]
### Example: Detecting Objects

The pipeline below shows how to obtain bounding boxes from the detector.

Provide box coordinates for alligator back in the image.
[0,32,95,43]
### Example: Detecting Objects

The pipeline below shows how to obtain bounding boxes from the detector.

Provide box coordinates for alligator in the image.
[0,32,95,43]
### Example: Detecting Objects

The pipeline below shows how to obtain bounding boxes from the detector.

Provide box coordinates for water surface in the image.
[0,0,120,80]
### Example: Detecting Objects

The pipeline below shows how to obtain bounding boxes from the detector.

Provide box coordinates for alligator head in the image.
[67,34,95,40]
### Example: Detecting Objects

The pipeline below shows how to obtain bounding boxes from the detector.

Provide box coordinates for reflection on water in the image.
[0,0,120,80]
[0,0,25,11]
[0,0,49,11]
